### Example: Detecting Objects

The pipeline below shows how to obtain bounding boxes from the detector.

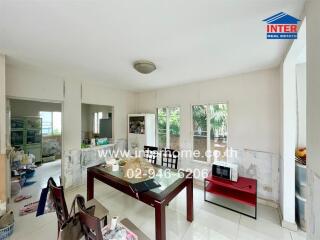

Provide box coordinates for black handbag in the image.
[58,196,95,240]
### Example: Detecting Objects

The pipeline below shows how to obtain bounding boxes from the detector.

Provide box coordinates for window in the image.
[192,104,228,162]
[157,107,180,150]
[93,112,103,134]
[40,111,62,136]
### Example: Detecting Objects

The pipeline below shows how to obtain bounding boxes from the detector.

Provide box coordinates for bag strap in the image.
[36,177,56,217]
[68,194,95,218]
[68,197,77,217]
[47,177,57,189]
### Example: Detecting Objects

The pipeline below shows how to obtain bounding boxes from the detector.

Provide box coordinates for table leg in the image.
[87,172,94,201]
[155,201,166,240]
[187,178,194,222]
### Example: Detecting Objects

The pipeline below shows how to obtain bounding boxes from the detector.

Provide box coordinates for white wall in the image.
[5,62,137,187]
[138,68,280,153]
[81,82,136,140]
[137,68,281,201]
[306,0,320,181]
[6,63,64,102]
[306,0,320,239]
[81,104,89,134]
[296,63,306,148]
[6,63,137,144]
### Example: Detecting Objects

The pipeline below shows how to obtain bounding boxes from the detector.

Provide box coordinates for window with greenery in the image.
[157,107,180,150]
[40,111,62,136]
[192,105,208,161]
[192,104,228,162]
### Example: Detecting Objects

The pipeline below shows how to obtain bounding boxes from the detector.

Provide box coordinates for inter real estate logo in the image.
[263,12,300,40]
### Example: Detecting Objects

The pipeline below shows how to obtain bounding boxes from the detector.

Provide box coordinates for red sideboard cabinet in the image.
[204,172,257,219]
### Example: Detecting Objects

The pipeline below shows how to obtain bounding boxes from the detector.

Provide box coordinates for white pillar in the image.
[62,79,82,188]
[0,54,7,205]
[0,54,5,154]
[63,79,81,151]
[281,58,297,230]
[280,19,306,231]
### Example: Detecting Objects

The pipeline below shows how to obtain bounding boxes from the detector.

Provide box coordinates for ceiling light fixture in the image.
[133,60,156,74]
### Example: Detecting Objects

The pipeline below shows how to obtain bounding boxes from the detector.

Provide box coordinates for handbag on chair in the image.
[58,195,95,240]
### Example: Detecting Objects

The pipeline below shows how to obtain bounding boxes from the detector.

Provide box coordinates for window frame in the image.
[191,102,229,163]
[156,106,181,150]
[40,111,62,136]
[93,112,103,134]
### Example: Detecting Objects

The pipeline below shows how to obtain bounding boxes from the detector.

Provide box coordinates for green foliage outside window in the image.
[157,107,180,136]
[210,104,228,137]
[169,108,180,136]
[192,104,228,138]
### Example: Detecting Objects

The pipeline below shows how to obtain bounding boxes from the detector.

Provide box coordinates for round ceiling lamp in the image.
[133,60,156,74]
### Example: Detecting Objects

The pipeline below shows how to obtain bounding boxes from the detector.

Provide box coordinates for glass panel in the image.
[151,168,182,193]
[157,108,167,148]
[94,112,103,134]
[11,119,25,129]
[129,116,145,134]
[26,118,42,129]
[192,105,207,161]
[209,104,228,161]
[94,113,98,134]
[169,107,180,150]
[52,112,62,135]
[97,164,181,194]
[27,130,42,144]
[11,131,24,146]
[40,111,52,135]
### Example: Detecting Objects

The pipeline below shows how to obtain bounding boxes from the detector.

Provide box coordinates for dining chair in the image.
[77,195,151,240]
[143,146,158,165]
[161,148,179,169]
[48,178,109,238]
[48,178,69,236]
[77,195,103,240]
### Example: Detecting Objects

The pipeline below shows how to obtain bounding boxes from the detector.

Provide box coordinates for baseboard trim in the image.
[278,207,298,231]
[257,198,278,209]
[281,219,298,231]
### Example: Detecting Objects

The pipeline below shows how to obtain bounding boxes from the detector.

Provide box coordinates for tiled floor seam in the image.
[236,214,241,240]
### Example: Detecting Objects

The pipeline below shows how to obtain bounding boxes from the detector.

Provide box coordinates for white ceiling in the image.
[0,0,305,92]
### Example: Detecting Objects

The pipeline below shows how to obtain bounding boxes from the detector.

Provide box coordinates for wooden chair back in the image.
[76,195,104,240]
[143,146,158,165]
[48,178,69,229]
[161,148,179,169]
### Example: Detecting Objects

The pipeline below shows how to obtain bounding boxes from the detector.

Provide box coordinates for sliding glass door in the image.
[192,104,228,162]
[192,105,208,161]
[209,104,228,161]
[157,108,167,149]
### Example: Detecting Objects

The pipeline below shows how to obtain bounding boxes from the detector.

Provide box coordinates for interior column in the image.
[0,54,7,206]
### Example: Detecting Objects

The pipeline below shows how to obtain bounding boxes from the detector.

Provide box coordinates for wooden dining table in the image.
[87,164,194,240]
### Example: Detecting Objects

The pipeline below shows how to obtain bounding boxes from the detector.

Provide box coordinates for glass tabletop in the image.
[96,165,183,194]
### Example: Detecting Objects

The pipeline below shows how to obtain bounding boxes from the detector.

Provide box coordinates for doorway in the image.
[8,98,62,215]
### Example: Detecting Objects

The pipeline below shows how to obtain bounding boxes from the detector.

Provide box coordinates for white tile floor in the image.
[12,160,61,204]
[8,167,306,240]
